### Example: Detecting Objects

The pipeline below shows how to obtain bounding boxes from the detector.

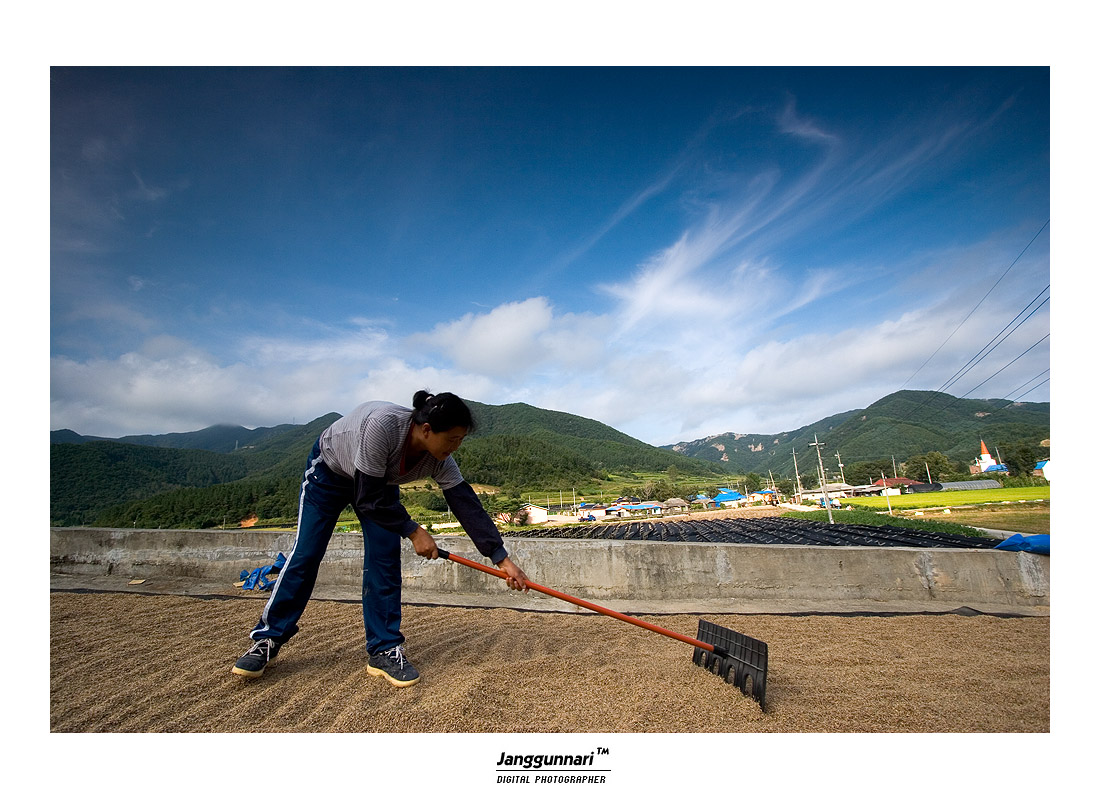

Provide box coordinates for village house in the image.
[663,497,690,513]
[520,503,549,525]
[802,482,856,502]
[713,489,745,507]
[605,502,664,517]
[855,476,920,496]
[748,489,779,505]
[576,503,609,519]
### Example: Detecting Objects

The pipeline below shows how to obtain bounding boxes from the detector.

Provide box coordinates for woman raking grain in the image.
[232,390,529,687]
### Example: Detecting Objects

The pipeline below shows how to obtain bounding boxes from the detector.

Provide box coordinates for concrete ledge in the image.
[50,527,1050,616]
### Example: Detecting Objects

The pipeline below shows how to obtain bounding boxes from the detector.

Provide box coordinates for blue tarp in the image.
[994,534,1049,555]
[713,491,744,504]
[239,552,286,590]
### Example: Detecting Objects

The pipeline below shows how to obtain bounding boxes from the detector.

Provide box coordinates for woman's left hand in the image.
[496,557,530,592]
[410,526,439,559]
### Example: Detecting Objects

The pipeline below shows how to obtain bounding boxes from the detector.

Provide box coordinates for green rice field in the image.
[839,485,1050,535]
[842,485,1049,511]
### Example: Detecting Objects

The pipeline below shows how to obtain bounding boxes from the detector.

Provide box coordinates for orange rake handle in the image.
[435,548,722,656]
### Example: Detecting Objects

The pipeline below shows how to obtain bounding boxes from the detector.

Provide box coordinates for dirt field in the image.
[50,590,1048,734]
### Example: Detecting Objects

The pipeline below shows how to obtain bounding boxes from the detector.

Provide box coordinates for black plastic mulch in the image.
[515,517,1000,549]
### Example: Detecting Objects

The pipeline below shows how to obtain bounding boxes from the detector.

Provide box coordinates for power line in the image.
[940,334,1050,412]
[902,287,1049,422]
[902,369,1050,447]
[952,371,1050,441]
[933,287,1049,397]
[1010,377,1049,403]
[900,219,1050,391]
[1001,369,1050,403]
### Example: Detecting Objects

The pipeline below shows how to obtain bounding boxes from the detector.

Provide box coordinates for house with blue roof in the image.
[605,502,664,517]
[749,488,780,505]
[713,490,745,507]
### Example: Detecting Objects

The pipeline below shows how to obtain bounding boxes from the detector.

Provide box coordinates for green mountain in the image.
[49,422,298,453]
[49,403,723,527]
[459,401,721,485]
[466,401,641,443]
[663,390,1050,478]
[51,391,1049,528]
[50,441,250,526]
[50,414,340,527]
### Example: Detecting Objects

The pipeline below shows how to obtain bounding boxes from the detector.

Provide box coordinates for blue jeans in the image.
[249,439,405,655]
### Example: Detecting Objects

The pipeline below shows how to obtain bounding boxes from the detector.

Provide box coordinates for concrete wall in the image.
[50,527,1050,616]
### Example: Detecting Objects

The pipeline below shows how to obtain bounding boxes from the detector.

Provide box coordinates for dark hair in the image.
[411,390,477,433]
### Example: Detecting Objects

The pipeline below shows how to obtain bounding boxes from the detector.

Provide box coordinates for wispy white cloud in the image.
[778,96,838,143]
[551,157,689,273]
[130,170,168,203]
[412,298,557,377]
[49,247,1048,442]
[50,330,499,437]
[238,324,392,365]
[49,82,1048,445]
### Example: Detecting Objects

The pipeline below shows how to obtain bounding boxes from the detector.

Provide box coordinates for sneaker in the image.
[232,638,281,678]
[366,644,420,687]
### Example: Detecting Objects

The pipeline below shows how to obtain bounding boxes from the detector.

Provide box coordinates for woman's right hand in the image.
[495,557,530,592]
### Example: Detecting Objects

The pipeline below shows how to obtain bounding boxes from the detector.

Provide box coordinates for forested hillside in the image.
[51,442,250,526]
[50,403,724,528]
[51,413,340,526]
[50,422,299,452]
[52,391,1049,528]
[466,401,642,444]
[664,391,1049,476]
[457,401,727,487]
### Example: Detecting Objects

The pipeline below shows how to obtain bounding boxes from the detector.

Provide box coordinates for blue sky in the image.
[50,66,1050,445]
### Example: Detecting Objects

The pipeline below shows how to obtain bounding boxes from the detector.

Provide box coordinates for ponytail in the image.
[411,390,477,434]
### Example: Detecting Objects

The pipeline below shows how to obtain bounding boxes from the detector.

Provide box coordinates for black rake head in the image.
[692,619,769,711]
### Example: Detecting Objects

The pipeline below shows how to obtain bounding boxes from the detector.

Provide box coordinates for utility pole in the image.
[809,434,834,524]
[892,455,898,479]
[881,471,893,516]
[792,448,804,502]
[835,451,846,485]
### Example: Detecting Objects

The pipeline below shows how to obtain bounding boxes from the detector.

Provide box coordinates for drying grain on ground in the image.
[50,591,1048,733]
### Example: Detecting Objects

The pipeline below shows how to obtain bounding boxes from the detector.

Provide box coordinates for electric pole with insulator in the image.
[809,434,834,524]
[792,448,804,503]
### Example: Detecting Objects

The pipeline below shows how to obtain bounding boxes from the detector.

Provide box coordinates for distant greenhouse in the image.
[908,479,1002,492]
[938,480,1003,491]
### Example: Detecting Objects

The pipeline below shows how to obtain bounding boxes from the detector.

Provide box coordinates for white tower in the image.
[977,440,998,472]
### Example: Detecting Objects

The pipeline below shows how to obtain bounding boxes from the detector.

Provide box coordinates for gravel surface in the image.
[50,591,1048,733]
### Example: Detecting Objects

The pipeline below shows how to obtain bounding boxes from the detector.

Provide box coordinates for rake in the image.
[435,548,769,711]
